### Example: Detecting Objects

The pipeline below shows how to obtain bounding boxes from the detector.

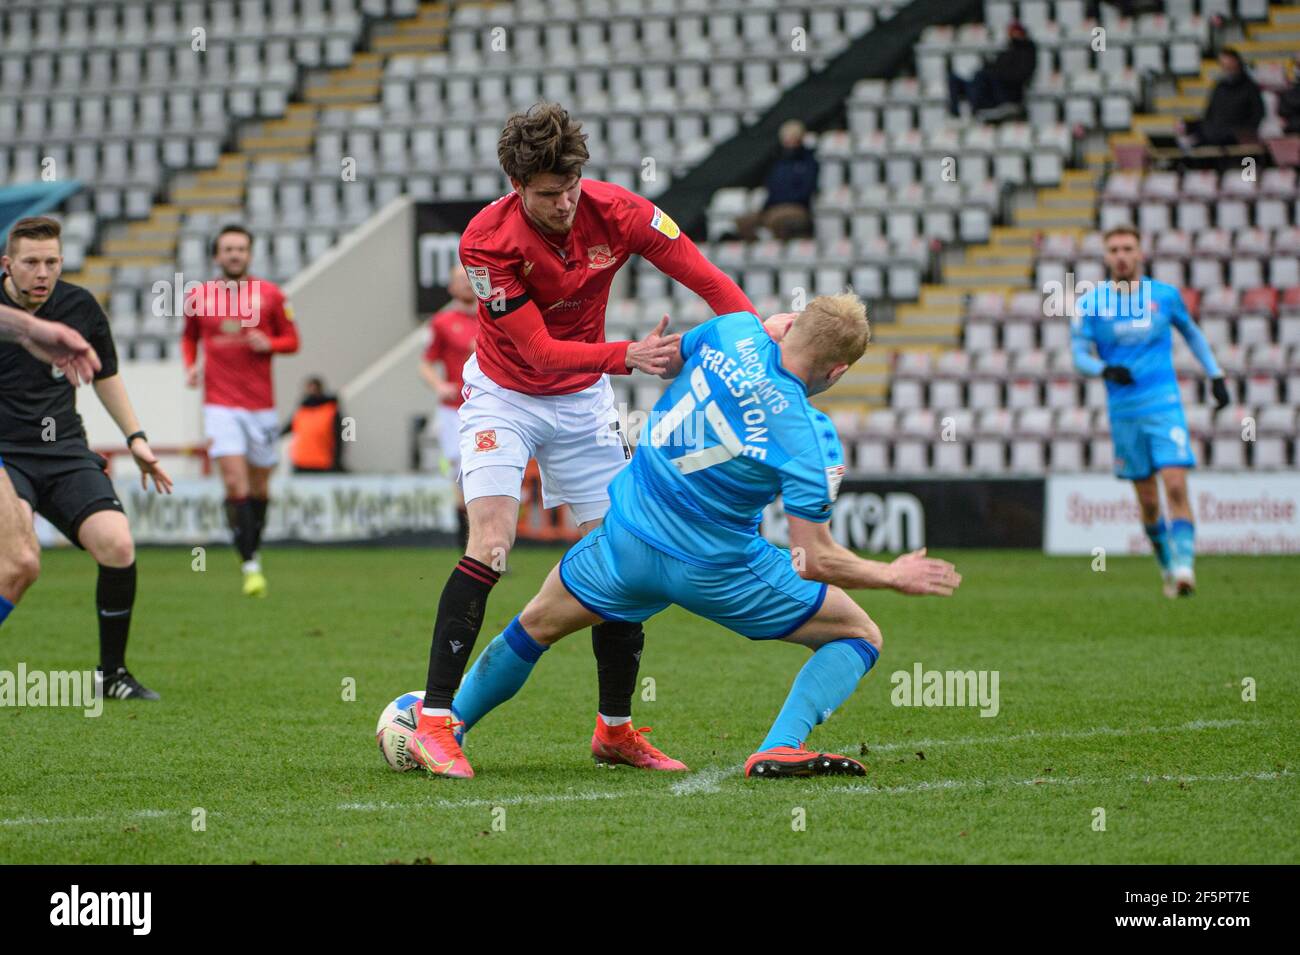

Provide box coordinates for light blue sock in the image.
[759,638,879,752]
[451,616,548,735]
[0,594,12,628]
[1144,519,1171,572]
[1169,518,1195,573]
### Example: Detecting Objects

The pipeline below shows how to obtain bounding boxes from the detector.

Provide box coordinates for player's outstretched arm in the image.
[1,305,102,386]
[181,309,202,388]
[1170,300,1230,409]
[787,513,961,596]
[1069,315,1106,378]
[497,299,680,376]
[627,196,756,317]
[92,375,174,494]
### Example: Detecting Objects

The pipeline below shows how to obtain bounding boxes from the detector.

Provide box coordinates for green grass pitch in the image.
[1,547,1295,864]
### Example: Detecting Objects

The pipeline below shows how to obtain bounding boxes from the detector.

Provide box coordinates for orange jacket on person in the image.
[286,395,343,471]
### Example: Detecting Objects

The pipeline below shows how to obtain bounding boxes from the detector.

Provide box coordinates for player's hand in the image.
[1211,376,1231,411]
[438,382,460,403]
[18,318,101,386]
[625,315,682,376]
[245,329,272,352]
[1102,365,1134,386]
[129,438,174,494]
[184,364,201,389]
[887,548,961,597]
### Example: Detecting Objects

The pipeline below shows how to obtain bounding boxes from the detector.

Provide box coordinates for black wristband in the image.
[127,430,148,447]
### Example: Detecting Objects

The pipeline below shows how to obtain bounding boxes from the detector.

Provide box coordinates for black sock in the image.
[424,555,501,709]
[224,497,257,562]
[592,620,644,719]
[249,496,269,553]
[97,562,137,672]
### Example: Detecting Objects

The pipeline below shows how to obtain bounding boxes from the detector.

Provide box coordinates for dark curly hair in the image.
[497,102,589,186]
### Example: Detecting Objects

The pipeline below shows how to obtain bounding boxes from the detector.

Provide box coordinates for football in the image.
[375,691,424,772]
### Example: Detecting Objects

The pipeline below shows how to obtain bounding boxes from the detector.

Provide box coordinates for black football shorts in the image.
[1,446,125,548]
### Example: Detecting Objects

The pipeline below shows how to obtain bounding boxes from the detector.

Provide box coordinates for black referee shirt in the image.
[0,275,118,456]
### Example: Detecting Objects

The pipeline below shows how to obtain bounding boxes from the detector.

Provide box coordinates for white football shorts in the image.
[456,354,632,525]
[203,404,281,468]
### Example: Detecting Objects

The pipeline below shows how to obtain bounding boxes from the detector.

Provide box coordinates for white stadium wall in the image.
[337,324,436,474]
[79,361,206,479]
[273,195,419,432]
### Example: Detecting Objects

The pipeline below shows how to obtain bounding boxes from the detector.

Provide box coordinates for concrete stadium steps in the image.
[1003,167,1097,229]
[941,261,1034,285]
[303,52,386,105]
[62,151,248,303]
[370,1,451,54]
[60,256,115,299]
[872,161,1109,408]
[61,2,454,307]
[239,103,320,157]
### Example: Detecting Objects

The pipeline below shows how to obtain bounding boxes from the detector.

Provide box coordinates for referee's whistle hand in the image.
[131,441,174,494]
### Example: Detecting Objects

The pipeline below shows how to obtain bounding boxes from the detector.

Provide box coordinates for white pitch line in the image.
[336,768,1293,813]
[0,721,1286,828]
[835,769,1293,797]
[2,768,1291,827]
[844,718,1271,755]
[340,790,625,812]
[670,764,738,796]
[0,808,190,827]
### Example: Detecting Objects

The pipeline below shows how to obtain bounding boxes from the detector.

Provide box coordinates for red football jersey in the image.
[181,276,299,410]
[459,178,755,396]
[423,305,477,408]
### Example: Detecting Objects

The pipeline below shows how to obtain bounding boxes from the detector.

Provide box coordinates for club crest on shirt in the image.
[650,206,680,239]
[466,266,493,300]
[587,244,617,269]
[474,429,498,452]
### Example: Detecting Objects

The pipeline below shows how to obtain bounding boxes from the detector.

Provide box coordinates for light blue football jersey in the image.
[1071,277,1221,420]
[607,311,846,567]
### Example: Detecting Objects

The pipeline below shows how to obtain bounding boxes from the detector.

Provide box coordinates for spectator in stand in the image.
[283,376,344,473]
[948,21,1037,121]
[1278,57,1300,135]
[1086,1,1165,17]
[1183,48,1265,147]
[733,120,819,241]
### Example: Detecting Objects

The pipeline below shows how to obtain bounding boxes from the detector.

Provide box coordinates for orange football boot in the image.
[744,745,866,778]
[408,713,474,779]
[591,719,688,771]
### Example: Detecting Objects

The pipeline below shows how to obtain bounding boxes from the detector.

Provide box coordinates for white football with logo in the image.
[376,691,424,771]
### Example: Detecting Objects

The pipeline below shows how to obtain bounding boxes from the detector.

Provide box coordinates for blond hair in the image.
[790,293,870,372]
